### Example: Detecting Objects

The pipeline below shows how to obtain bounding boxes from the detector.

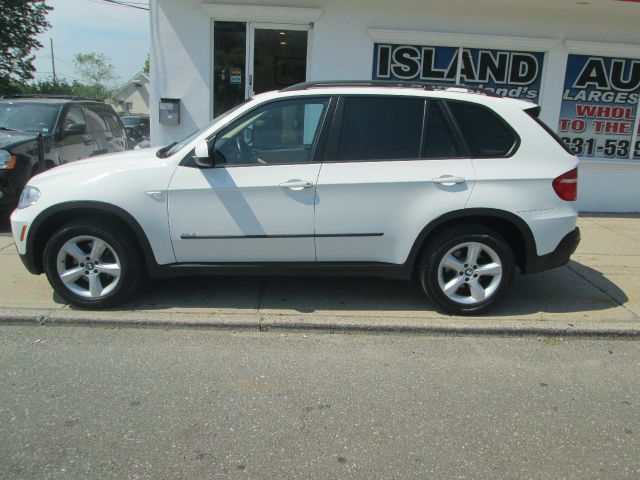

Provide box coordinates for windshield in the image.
[121,116,142,127]
[159,99,252,158]
[0,103,60,133]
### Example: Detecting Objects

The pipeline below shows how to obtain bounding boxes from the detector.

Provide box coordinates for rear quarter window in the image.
[446,101,518,157]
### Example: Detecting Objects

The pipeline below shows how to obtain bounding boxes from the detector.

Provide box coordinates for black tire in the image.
[43,218,141,309]
[419,224,515,315]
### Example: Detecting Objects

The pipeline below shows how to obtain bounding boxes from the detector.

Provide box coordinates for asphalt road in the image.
[0,325,638,479]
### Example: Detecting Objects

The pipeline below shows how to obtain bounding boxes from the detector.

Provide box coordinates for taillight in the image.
[552,168,578,201]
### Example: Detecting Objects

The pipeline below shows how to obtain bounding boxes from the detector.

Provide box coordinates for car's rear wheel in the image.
[44,219,141,309]
[419,225,515,315]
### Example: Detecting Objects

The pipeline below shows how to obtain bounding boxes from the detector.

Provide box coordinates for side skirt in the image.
[148,262,413,281]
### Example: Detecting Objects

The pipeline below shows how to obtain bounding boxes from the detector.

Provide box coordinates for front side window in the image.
[63,106,86,132]
[213,98,329,165]
[446,101,517,157]
[336,97,424,161]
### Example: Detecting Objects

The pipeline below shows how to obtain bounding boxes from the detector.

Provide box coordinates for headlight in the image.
[18,186,41,209]
[0,150,16,169]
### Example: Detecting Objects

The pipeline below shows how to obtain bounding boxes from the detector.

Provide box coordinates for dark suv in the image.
[0,95,126,209]
[121,115,150,149]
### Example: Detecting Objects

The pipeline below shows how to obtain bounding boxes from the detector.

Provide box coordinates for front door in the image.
[213,21,309,117]
[168,96,331,263]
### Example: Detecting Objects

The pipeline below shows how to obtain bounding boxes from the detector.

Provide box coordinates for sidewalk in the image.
[0,215,638,336]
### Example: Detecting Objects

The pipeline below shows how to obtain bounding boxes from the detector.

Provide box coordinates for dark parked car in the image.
[0,95,126,209]
[121,115,150,149]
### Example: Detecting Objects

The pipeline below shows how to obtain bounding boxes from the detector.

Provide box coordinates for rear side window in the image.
[337,97,424,161]
[447,101,517,157]
[422,101,463,158]
[84,106,108,132]
[102,109,124,133]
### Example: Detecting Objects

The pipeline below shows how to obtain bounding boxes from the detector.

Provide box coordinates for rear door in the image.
[314,95,476,264]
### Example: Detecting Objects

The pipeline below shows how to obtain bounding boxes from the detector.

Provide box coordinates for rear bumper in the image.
[525,227,581,274]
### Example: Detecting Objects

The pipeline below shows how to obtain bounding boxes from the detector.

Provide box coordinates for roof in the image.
[112,71,150,98]
[0,94,102,104]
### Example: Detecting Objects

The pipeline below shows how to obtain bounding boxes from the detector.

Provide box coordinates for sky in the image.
[32,0,150,87]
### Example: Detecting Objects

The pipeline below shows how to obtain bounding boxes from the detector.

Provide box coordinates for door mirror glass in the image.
[193,140,212,167]
[62,122,85,136]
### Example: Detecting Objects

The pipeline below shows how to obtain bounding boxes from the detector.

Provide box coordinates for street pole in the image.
[50,38,57,84]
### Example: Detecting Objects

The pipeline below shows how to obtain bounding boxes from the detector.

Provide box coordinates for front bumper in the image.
[525,227,581,274]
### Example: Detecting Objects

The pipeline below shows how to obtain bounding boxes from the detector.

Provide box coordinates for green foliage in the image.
[73,52,118,98]
[3,78,113,102]
[143,54,150,74]
[0,0,52,92]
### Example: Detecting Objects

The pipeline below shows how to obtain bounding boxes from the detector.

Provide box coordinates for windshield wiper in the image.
[0,126,22,133]
[156,141,177,158]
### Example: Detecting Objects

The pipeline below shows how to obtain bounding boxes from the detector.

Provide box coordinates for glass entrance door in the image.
[213,21,246,117]
[249,24,309,96]
[213,22,309,117]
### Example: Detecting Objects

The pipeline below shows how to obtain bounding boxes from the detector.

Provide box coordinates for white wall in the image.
[150,0,640,212]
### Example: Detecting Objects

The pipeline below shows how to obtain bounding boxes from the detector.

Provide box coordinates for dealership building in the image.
[150,0,640,212]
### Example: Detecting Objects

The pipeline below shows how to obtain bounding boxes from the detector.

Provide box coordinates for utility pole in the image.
[50,38,57,84]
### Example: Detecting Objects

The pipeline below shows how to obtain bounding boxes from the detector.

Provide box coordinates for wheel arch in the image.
[407,208,537,276]
[27,201,158,275]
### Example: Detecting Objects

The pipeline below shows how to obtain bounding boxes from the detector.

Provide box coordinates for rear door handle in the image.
[432,175,466,186]
[279,180,313,190]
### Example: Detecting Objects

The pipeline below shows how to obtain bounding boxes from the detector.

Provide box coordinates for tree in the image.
[0,0,52,94]
[143,53,149,74]
[74,52,118,99]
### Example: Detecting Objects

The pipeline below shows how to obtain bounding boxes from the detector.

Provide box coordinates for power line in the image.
[81,0,149,11]
[102,0,149,11]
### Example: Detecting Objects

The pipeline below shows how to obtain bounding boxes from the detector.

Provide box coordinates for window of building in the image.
[336,97,424,161]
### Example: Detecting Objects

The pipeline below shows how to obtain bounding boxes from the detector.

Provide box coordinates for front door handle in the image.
[279,179,313,190]
[432,175,466,186]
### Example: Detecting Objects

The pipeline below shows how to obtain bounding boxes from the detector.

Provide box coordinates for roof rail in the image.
[0,94,100,101]
[281,80,499,97]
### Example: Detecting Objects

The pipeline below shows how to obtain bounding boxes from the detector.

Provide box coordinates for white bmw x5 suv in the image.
[11,81,580,315]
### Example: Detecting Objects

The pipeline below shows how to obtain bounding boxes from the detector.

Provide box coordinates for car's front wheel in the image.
[44,219,141,309]
[419,225,515,315]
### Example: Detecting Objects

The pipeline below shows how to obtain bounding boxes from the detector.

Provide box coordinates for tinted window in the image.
[101,109,123,133]
[337,97,424,161]
[63,106,86,131]
[84,106,108,133]
[422,101,462,158]
[447,101,516,157]
[213,98,329,165]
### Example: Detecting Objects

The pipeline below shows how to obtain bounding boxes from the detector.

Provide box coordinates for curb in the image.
[1,310,639,339]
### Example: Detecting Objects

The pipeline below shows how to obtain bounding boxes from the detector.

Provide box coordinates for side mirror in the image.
[193,139,212,168]
[63,123,85,136]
